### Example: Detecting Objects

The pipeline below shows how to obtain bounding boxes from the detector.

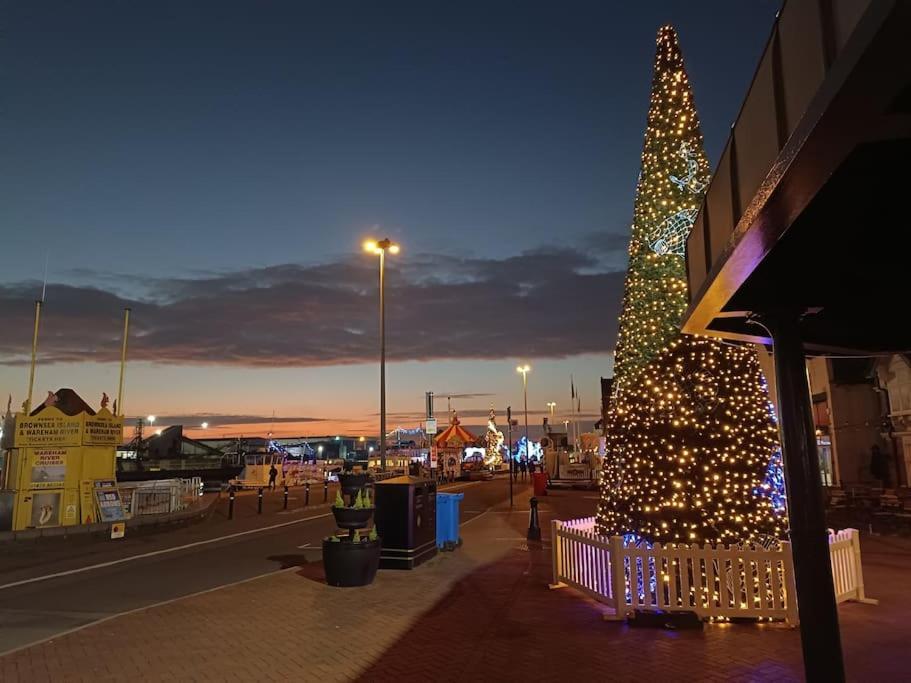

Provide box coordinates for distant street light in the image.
[517,365,531,463]
[546,402,556,418]
[201,422,208,430]
[147,415,156,425]
[364,237,400,472]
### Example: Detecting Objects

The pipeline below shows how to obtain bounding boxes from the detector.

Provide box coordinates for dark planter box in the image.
[338,472,371,496]
[322,537,381,587]
[332,506,375,529]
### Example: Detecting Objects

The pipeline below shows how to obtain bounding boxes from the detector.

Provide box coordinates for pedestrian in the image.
[869,444,891,488]
[268,464,278,491]
[519,458,527,481]
[528,459,535,475]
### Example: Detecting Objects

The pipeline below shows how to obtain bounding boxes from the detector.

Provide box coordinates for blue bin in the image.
[436,492,464,550]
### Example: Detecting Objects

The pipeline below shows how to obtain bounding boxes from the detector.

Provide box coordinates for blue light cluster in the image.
[755,388,787,514]
[621,533,657,602]
[758,449,787,514]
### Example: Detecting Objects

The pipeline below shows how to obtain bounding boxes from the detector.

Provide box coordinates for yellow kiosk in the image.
[0,303,131,533]
[0,390,124,531]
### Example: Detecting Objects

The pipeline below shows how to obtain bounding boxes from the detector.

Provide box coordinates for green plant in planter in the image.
[353,529,361,543]
[334,491,345,508]
[363,489,372,508]
[368,527,378,542]
[352,490,365,509]
[329,535,340,543]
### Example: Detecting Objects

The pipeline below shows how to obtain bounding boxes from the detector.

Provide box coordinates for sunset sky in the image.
[0,1,779,438]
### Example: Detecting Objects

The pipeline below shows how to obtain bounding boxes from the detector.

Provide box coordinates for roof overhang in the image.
[683,0,911,354]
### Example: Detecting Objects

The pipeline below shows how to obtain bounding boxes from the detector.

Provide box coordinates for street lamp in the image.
[147,415,156,425]
[363,237,400,472]
[546,402,556,418]
[516,365,531,466]
[201,422,208,430]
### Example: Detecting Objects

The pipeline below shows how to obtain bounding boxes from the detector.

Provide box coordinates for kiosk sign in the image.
[94,486,127,523]
[15,413,81,447]
[83,415,123,446]
[14,407,124,448]
[29,449,69,489]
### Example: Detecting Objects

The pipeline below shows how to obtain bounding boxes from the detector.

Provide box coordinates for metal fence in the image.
[119,477,203,517]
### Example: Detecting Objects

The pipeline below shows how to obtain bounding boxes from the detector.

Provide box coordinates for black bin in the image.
[374,476,437,569]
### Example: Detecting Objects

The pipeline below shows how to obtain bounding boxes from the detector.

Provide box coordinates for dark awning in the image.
[683,0,911,354]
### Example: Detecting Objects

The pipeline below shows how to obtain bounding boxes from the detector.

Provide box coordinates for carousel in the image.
[434,411,477,481]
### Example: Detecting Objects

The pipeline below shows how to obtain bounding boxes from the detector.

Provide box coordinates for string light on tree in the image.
[484,408,505,467]
[598,25,786,546]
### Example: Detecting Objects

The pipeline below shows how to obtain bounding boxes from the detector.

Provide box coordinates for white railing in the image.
[550,518,620,611]
[828,528,878,605]
[119,477,204,517]
[551,518,874,624]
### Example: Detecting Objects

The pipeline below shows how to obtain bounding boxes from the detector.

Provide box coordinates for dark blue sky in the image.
[1,0,778,280]
[0,1,780,434]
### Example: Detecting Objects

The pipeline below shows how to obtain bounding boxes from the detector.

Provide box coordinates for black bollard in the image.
[324,481,329,503]
[257,487,263,514]
[283,485,289,510]
[228,485,236,520]
[305,481,310,507]
[527,497,541,541]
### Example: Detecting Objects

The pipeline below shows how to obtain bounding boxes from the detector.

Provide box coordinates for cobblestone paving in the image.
[2,489,908,682]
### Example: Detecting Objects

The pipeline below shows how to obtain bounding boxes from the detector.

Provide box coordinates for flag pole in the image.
[116,308,131,416]
[25,299,43,413]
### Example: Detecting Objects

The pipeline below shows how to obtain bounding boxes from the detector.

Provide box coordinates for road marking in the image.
[297,543,312,549]
[0,512,332,593]
[438,481,482,492]
[460,510,489,526]
[0,477,508,656]
[0,567,297,658]
[0,476,496,593]
[491,510,555,514]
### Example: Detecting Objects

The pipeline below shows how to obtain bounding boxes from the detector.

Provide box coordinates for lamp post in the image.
[517,365,531,467]
[546,402,556,418]
[364,238,400,472]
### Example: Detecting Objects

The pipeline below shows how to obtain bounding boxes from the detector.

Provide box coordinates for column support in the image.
[758,311,844,682]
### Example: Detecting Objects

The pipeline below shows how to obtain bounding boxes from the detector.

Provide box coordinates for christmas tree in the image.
[484,408,505,467]
[597,26,785,545]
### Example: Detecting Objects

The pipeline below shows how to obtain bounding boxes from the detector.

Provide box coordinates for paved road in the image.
[0,476,530,655]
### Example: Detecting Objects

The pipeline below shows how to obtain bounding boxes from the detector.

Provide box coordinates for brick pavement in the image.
[2,488,909,682]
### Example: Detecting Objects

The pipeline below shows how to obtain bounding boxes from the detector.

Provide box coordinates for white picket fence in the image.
[551,518,875,624]
[827,528,877,605]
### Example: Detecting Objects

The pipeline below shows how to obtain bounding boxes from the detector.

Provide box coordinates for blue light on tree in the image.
[757,449,787,514]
